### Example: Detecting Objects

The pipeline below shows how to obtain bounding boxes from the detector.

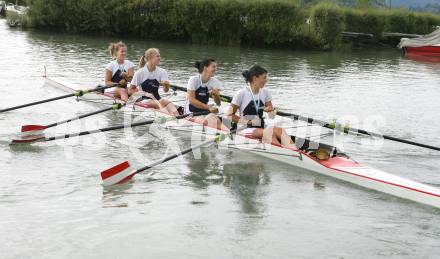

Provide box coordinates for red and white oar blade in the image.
[21,124,47,133]
[101,161,137,186]
[20,125,47,137]
[10,135,45,145]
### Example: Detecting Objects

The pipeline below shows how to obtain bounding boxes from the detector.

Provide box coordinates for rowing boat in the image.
[44,76,440,209]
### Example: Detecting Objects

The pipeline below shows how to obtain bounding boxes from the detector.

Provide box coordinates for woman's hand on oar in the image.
[100,125,244,186]
[10,111,210,145]
[20,103,124,137]
[169,84,232,102]
[0,83,119,113]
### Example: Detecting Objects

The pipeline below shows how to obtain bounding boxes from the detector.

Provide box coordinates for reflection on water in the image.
[223,163,270,215]
[183,149,224,189]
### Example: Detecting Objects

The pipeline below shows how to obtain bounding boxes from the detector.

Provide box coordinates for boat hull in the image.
[44,77,440,209]
[404,46,440,57]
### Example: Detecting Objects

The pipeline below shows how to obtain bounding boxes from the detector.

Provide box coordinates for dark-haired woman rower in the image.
[185,59,226,129]
[227,65,295,147]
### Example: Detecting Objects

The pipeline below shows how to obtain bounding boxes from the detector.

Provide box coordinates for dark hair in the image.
[194,58,216,73]
[242,65,267,83]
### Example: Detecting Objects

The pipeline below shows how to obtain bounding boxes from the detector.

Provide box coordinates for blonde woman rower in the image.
[130,48,179,115]
[104,41,135,102]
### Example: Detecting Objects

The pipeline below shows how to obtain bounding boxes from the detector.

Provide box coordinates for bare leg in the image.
[159,99,179,116]
[279,128,295,147]
[146,100,160,110]
[252,127,295,147]
[113,88,129,102]
[252,128,281,145]
[128,87,138,96]
[264,127,282,145]
[203,113,227,130]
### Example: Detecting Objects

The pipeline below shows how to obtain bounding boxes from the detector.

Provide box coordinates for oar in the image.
[20,103,124,136]
[276,111,440,152]
[100,126,242,186]
[0,84,118,113]
[169,84,232,102]
[10,111,210,145]
[169,84,440,151]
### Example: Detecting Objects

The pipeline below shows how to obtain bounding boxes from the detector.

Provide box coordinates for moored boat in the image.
[43,76,440,209]
[398,27,440,60]
[0,1,6,16]
[5,2,28,27]
[404,45,440,56]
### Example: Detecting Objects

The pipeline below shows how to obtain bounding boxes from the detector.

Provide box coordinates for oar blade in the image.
[21,125,47,132]
[101,161,137,186]
[10,135,45,145]
[21,124,48,136]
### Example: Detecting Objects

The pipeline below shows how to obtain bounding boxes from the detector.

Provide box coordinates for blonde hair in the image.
[139,48,160,68]
[107,41,126,58]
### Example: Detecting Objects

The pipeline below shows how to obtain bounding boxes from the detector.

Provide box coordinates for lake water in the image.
[1,19,440,258]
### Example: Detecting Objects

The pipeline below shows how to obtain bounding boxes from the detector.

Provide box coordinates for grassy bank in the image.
[25,0,440,50]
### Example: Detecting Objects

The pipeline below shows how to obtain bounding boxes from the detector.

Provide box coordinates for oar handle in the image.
[169,84,232,103]
[0,84,116,113]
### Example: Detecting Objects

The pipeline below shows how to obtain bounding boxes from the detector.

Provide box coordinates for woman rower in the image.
[130,48,179,115]
[227,65,295,147]
[104,41,135,102]
[185,58,225,129]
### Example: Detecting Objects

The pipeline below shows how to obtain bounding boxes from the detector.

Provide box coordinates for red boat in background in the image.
[399,28,440,61]
[404,45,440,56]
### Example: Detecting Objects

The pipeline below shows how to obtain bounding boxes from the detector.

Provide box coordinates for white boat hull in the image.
[44,77,440,209]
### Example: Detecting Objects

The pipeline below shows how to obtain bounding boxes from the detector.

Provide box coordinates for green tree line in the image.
[24,0,440,50]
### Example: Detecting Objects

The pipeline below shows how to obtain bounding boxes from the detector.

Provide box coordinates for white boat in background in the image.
[5,2,27,14]
[5,2,28,27]
[42,77,440,209]
[5,3,29,14]
[0,1,6,15]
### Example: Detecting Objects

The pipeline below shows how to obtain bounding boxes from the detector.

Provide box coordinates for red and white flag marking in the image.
[20,125,47,137]
[100,161,137,186]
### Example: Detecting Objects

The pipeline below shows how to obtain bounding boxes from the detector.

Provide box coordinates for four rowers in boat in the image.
[105,43,294,147]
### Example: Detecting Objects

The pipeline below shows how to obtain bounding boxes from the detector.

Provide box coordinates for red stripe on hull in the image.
[318,158,440,199]
[404,46,440,56]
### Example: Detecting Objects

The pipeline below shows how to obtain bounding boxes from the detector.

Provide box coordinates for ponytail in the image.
[194,58,216,73]
[139,48,160,68]
[242,65,267,83]
[138,55,147,68]
[107,41,126,58]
